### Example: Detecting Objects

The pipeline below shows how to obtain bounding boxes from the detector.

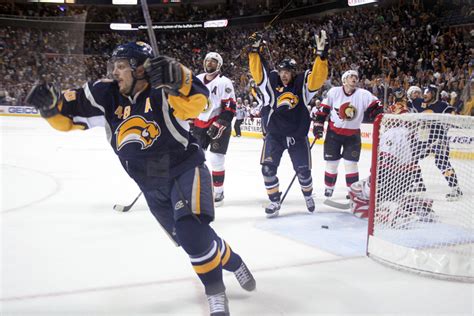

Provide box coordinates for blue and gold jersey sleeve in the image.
[306,57,328,92]
[168,74,209,121]
[44,80,109,132]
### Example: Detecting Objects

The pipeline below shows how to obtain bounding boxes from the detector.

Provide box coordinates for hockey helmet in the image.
[203,52,223,73]
[407,85,422,99]
[341,70,359,84]
[424,84,438,95]
[440,90,449,99]
[393,88,405,100]
[111,41,153,70]
[278,58,297,71]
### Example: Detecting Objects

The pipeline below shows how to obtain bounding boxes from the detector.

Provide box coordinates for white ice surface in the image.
[1,116,472,315]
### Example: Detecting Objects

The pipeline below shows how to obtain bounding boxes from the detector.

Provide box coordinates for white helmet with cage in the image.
[203,52,223,74]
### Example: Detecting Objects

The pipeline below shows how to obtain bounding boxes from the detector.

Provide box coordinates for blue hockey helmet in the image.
[423,84,438,96]
[278,58,297,71]
[111,41,153,70]
[393,87,405,99]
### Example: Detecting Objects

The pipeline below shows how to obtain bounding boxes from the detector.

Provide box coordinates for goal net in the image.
[367,113,473,282]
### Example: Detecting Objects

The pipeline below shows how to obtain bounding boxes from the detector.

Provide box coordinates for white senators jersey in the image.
[322,87,379,134]
[196,73,235,122]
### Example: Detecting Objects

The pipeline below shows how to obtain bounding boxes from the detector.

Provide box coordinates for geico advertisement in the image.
[0,105,40,116]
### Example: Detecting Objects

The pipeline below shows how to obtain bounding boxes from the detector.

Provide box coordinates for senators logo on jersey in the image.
[115,115,161,151]
[277,92,299,109]
[336,102,357,120]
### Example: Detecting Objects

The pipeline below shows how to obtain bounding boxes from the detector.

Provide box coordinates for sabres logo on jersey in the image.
[336,102,357,121]
[115,115,161,151]
[277,92,299,109]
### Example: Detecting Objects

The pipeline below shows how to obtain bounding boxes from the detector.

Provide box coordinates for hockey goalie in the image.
[349,117,436,227]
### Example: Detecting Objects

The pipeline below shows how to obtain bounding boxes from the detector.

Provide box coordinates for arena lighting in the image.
[203,19,228,28]
[113,0,137,5]
[110,23,137,30]
[348,0,377,6]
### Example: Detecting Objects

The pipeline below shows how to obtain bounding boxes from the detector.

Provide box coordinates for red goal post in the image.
[367,113,473,282]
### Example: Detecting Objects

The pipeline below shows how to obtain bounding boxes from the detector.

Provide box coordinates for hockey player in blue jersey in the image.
[25,41,255,316]
[408,84,463,200]
[248,31,329,217]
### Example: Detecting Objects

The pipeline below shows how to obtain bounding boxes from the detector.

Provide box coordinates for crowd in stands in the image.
[0,0,473,115]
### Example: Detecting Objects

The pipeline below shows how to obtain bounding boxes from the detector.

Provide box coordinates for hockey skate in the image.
[304,195,315,213]
[207,292,229,316]
[265,200,281,218]
[214,191,224,206]
[234,262,256,291]
[446,186,463,201]
[324,188,334,197]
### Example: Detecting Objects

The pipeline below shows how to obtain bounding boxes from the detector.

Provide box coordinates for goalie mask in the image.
[204,52,223,75]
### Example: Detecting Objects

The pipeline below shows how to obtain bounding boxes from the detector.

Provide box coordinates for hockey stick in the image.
[264,0,294,31]
[233,0,294,62]
[140,0,159,56]
[113,192,142,212]
[280,136,318,206]
[323,199,351,210]
[139,0,180,247]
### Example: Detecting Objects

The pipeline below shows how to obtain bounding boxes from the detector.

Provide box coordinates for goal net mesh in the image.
[368,113,473,282]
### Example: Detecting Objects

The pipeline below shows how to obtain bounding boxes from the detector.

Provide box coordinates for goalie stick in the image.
[323,199,352,210]
[113,192,142,212]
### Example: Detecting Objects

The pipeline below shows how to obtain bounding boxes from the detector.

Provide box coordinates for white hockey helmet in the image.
[341,70,359,85]
[203,52,223,74]
[406,85,422,100]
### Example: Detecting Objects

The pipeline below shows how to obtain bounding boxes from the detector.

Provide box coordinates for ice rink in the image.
[1,116,472,315]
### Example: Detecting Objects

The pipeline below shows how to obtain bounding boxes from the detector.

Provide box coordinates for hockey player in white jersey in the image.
[192,52,236,205]
[313,70,383,198]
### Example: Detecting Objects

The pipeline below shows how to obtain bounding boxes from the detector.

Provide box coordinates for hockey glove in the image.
[144,55,190,96]
[207,119,229,140]
[314,30,329,60]
[25,82,61,118]
[249,32,263,52]
[313,122,324,139]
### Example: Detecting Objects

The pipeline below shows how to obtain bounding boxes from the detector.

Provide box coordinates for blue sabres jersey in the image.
[46,77,209,190]
[408,98,455,114]
[249,52,328,137]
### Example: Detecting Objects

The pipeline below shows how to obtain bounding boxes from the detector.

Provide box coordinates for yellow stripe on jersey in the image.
[168,93,208,120]
[260,140,267,164]
[249,52,264,85]
[45,101,85,131]
[193,249,221,274]
[192,166,201,215]
[221,242,231,266]
[178,65,193,96]
[307,57,329,92]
